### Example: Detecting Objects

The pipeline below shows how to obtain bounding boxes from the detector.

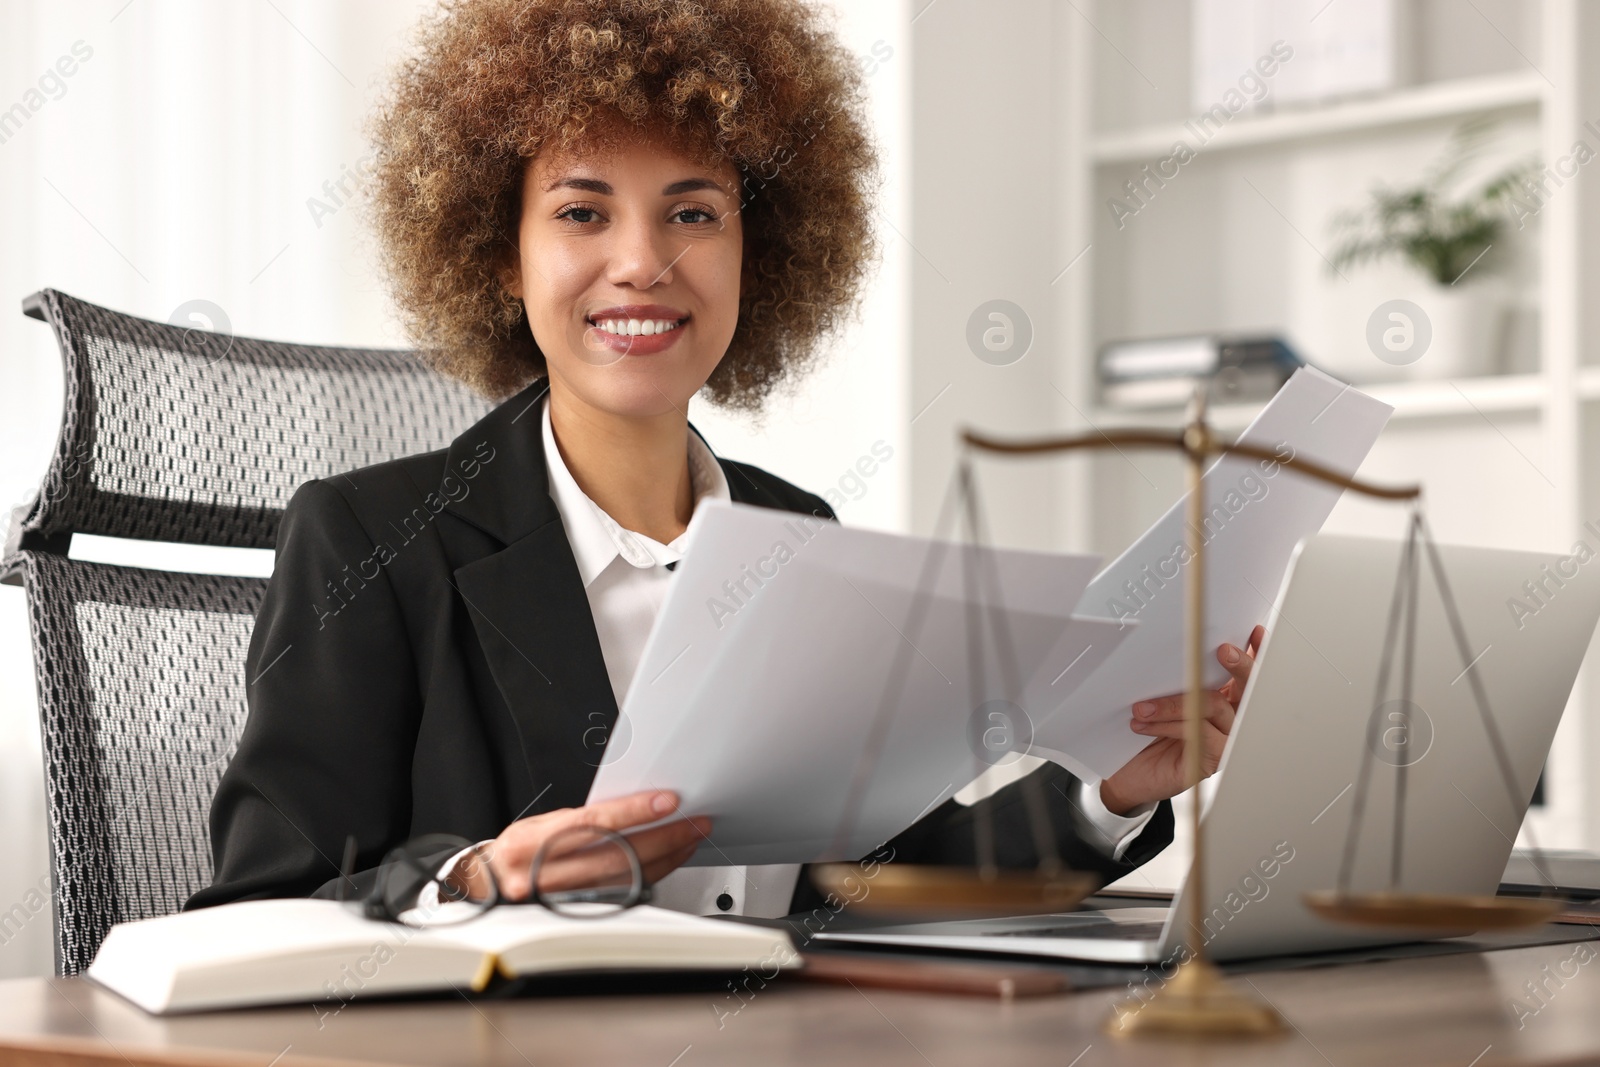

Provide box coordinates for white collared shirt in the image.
[541,402,804,918]
[434,401,1155,917]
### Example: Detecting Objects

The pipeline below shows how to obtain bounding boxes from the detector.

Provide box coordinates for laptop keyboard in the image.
[986,920,1167,941]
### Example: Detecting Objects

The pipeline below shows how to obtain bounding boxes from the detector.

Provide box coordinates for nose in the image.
[607,212,684,291]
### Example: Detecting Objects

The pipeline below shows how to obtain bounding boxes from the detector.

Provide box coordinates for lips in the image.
[583,304,690,356]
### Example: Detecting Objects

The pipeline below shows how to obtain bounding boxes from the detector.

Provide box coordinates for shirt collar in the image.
[542,399,730,588]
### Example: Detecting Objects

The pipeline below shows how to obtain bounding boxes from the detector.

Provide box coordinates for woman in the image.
[189,0,1261,918]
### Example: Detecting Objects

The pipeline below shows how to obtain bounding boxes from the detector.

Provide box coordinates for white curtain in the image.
[0,0,439,978]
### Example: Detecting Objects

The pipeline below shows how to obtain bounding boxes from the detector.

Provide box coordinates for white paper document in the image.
[587,504,1127,864]
[1029,366,1394,780]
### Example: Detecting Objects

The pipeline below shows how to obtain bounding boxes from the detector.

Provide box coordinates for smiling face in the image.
[502,130,745,421]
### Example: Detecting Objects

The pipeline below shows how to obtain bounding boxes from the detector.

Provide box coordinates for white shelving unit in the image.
[1057,1,1600,852]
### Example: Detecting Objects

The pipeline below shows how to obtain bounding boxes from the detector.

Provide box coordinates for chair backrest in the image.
[3,289,493,975]
[17,554,265,975]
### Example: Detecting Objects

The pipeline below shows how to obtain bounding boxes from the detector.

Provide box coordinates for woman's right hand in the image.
[447,790,709,902]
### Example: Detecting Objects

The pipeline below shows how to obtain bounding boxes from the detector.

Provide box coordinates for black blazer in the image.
[188,380,1172,911]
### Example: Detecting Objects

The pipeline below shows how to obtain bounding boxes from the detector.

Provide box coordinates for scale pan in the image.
[811,864,1097,917]
[1302,890,1561,931]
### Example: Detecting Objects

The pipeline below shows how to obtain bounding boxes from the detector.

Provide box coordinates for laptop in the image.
[816,533,1600,964]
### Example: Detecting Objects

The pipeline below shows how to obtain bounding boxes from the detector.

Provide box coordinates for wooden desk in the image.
[4,941,1600,1067]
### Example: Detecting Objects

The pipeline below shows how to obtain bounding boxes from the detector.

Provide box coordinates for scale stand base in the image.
[1107,958,1285,1037]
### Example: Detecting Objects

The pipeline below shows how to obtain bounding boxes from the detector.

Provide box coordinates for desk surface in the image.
[4,941,1600,1067]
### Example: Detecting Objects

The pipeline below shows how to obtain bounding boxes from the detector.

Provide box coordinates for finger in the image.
[484,818,568,894]
[534,815,707,875]
[505,790,682,863]
[1203,717,1230,774]
[491,795,687,898]
[1133,688,1233,724]
[1130,717,1226,752]
[533,815,704,860]
[533,839,676,893]
[491,848,533,902]
[1132,691,1235,732]
[641,840,702,886]
[1219,626,1263,686]
[535,819,709,894]
[571,790,682,832]
[624,817,712,864]
[1217,639,1254,695]
[1207,691,1236,735]
[534,849,638,893]
[447,844,496,902]
[1145,710,1228,742]
[1131,692,1182,723]
[496,793,667,863]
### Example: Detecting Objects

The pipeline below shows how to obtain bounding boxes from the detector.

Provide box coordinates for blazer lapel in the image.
[443,382,616,811]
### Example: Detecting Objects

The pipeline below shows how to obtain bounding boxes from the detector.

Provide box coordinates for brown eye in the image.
[556,206,601,224]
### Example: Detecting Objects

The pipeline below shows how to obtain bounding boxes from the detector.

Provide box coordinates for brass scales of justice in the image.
[809,385,1561,1038]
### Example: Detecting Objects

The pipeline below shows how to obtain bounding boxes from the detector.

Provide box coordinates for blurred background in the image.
[2,0,1597,976]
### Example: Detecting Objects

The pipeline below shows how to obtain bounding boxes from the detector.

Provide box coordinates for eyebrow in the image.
[543,176,727,196]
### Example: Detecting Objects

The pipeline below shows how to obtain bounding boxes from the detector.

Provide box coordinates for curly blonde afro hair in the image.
[364,0,881,409]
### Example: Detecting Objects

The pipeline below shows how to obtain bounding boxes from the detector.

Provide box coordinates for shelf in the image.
[1092,71,1545,165]
[1365,373,1547,419]
[1084,372,1554,434]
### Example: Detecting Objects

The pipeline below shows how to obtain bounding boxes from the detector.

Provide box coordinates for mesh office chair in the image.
[1,289,492,975]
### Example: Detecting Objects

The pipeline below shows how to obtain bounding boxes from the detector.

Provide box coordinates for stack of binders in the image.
[1097,334,1304,410]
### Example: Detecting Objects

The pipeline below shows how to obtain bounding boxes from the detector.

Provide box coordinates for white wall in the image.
[688,0,910,533]
[907,0,1066,550]
[0,0,909,978]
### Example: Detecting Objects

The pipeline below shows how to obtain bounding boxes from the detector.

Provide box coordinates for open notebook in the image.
[89,898,797,1014]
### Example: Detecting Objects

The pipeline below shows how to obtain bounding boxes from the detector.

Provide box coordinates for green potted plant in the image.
[1328,118,1534,379]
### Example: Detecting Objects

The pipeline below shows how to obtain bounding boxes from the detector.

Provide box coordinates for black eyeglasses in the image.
[338,827,654,926]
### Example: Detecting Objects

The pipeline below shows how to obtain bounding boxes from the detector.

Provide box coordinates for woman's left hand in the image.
[1098,624,1265,816]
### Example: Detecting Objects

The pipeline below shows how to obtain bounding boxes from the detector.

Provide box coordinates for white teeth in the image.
[592,318,680,336]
